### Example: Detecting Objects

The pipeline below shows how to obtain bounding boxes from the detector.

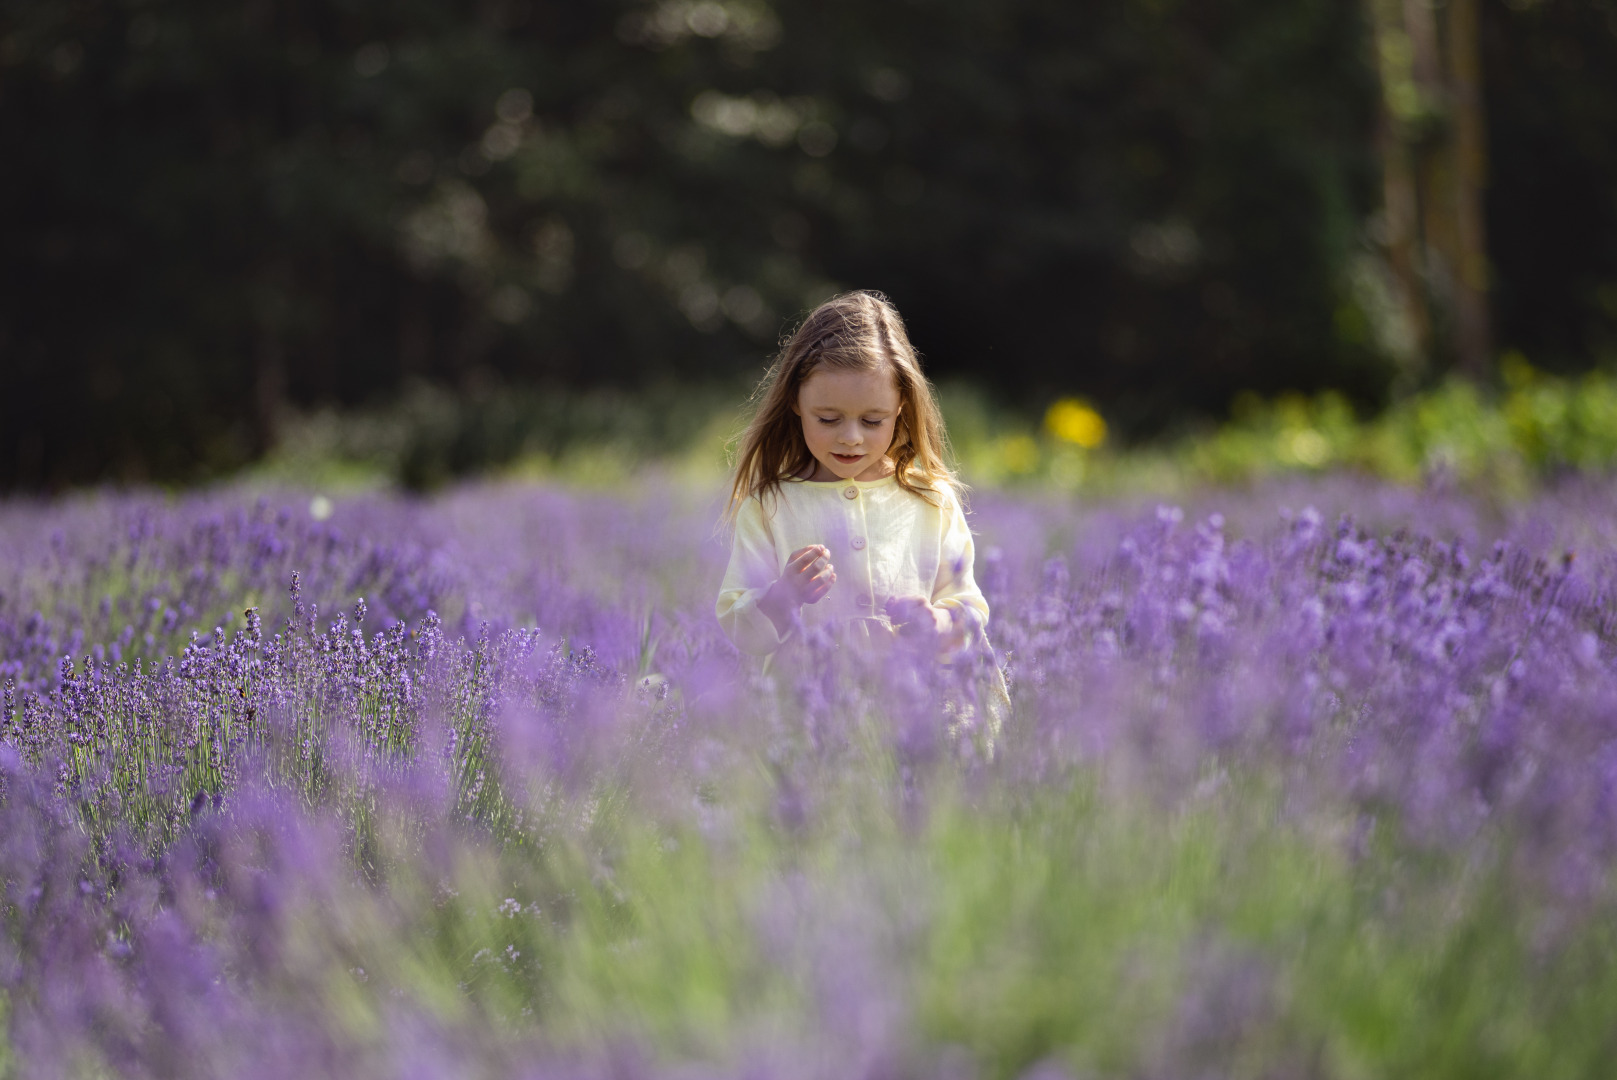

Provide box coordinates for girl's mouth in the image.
[832,453,864,464]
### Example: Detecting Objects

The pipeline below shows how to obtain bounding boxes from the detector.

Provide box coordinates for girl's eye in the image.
[817,417,838,425]
[862,419,883,428]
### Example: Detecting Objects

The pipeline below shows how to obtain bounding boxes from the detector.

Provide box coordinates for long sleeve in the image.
[931,492,990,633]
[716,496,786,655]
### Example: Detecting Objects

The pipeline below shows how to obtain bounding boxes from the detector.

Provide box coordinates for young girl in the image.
[716,290,990,661]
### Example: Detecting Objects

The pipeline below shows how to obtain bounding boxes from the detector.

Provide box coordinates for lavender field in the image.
[5,475,1617,1079]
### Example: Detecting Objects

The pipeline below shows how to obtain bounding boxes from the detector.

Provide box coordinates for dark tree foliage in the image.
[0,0,1606,488]
[1481,0,1617,374]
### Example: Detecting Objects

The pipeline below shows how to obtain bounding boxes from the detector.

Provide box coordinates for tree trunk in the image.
[1365,0,1492,379]
[1446,0,1492,378]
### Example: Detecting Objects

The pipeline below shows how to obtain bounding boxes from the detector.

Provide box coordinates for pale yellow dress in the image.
[717,474,988,654]
[716,474,1008,747]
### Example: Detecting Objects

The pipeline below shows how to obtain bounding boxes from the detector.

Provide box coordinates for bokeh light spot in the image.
[1045,398,1108,449]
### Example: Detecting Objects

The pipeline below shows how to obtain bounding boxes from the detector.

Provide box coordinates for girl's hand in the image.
[759,545,835,637]
[885,596,966,650]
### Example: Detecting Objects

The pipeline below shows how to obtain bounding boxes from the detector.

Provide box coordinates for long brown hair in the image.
[727,290,960,518]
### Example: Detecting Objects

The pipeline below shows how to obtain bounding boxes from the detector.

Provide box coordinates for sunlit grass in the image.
[248,361,1617,502]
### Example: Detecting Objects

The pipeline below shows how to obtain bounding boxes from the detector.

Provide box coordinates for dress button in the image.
[851,537,866,550]
[860,594,873,606]
[843,486,858,500]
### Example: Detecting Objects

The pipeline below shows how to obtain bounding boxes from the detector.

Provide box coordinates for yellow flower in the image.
[1045,398,1107,449]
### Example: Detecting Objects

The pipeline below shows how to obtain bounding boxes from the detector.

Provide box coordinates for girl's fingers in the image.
[781,546,835,604]
[804,569,835,603]
[891,600,937,636]
[789,546,831,575]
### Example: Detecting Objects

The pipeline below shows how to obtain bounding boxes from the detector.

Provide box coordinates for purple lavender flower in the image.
[3,476,1617,1075]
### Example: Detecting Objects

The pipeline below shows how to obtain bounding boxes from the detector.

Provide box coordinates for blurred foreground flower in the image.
[1045,397,1108,448]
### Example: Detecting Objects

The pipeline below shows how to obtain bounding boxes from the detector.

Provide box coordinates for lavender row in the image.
[0,495,459,695]
[3,479,1617,1076]
[3,482,1616,874]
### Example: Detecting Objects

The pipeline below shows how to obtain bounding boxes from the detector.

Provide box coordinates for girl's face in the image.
[794,366,902,482]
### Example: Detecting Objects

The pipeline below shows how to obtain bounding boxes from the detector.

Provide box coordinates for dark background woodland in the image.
[3,0,1616,488]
